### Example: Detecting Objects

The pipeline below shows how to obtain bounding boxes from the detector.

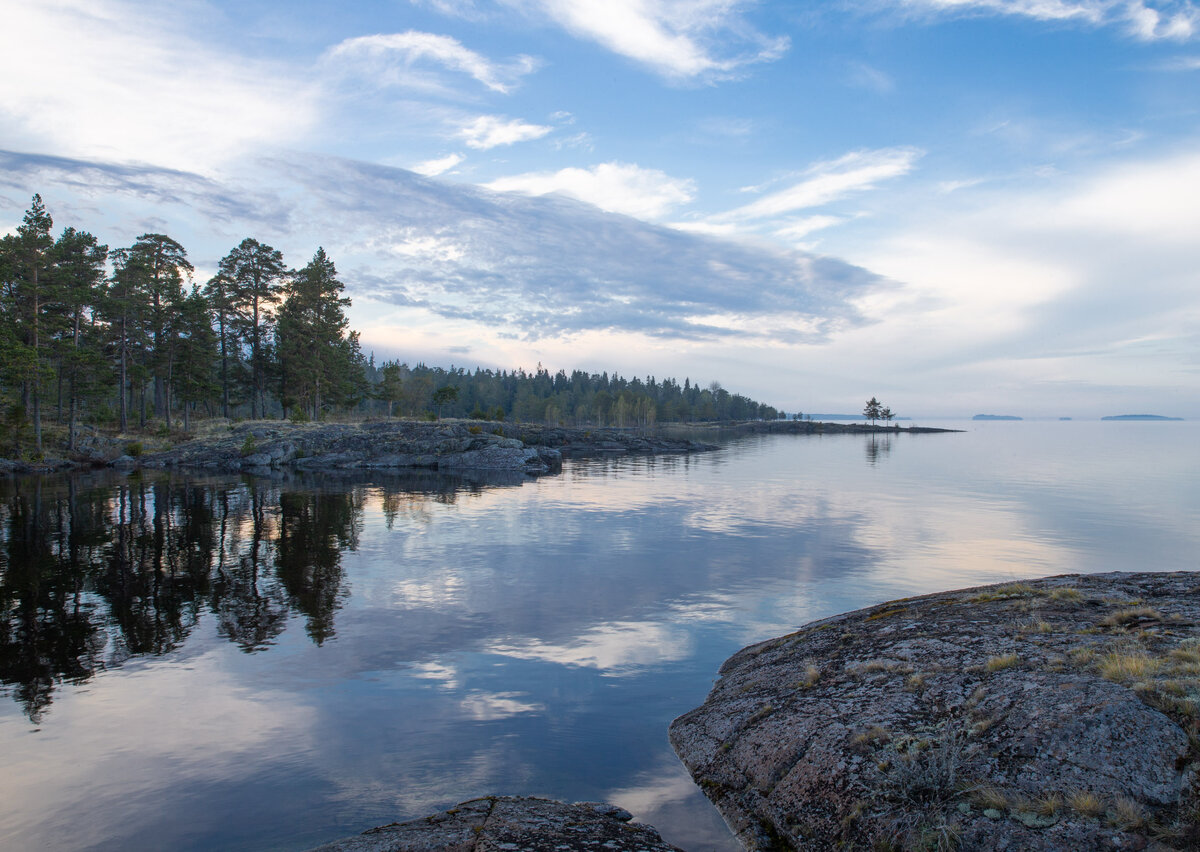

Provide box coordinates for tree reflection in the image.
[275,489,358,645]
[0,478,108,722]
[864,433,893,466]
[0,468,520,720]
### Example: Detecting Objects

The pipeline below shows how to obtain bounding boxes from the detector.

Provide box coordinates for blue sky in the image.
[2,0,1198,418]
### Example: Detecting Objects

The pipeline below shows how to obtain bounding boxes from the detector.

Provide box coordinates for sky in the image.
[1,0,1198,419]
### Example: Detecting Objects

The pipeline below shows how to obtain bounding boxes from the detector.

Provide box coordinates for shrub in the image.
[240,434,257,456]
[468,425,482,435]
[125,441,143,457]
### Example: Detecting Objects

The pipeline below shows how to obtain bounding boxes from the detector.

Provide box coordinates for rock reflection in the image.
[0,469,523,720]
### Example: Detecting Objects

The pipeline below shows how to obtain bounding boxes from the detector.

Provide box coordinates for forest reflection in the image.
[0,470,500,722]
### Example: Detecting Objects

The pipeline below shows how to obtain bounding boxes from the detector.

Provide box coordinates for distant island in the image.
[1101,414,1184,421]
[973,414,1023,421]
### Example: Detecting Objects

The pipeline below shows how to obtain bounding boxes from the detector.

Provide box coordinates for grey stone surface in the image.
[670,571,1200,851]
[123,420,717,475]
[306,796,684,852]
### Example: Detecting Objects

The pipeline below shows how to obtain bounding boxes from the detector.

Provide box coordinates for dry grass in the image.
[969,582,1037,603]
[905,673,926,692]
[852,725,892,748]
[1108,795,1147,830]
[985,653,1020,672]
[1068,647,1096,666]
[1036,793,1064,817]
[794,663,822,689]
[1050,587,1083,602]
[971,786,1010,811]
[1102,607,1166,628]
[1067,789,1105,818]
[867,606,909,621]
[1098,650,1165,683]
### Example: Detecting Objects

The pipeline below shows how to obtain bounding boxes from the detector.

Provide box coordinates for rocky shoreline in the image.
[0,419,720,477]
[0,418,961,477]
[311,571,1199,851]
[670,571,1200,850]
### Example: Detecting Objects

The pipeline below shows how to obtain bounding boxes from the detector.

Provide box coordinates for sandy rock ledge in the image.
[670,571,1200,851]
[306,796,684,852]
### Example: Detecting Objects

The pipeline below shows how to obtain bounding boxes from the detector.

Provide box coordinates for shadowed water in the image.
[0,421,1196,850]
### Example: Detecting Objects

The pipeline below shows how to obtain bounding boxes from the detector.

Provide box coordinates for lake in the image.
[1,420,1197,851]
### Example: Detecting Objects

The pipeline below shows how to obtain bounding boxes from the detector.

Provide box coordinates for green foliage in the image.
[240,434,258,456]
[125,441,143,457]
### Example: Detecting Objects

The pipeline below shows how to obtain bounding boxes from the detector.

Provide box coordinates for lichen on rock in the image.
[305,795,684,852]
[670,571,1200,850]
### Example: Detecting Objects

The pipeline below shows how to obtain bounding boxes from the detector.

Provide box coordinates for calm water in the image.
[1,421,1197,851]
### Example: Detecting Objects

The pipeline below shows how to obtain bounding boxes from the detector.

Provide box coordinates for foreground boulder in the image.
[670,571,1200,850]
[306,796,683,852]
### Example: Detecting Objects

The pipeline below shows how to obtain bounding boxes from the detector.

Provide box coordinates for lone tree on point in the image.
[864,397,882,425]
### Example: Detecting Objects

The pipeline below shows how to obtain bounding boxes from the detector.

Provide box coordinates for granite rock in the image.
[670,571,1200,850]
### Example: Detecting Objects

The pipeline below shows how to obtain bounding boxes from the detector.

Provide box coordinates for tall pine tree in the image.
[275,248,362,420]
[219,239,284,419]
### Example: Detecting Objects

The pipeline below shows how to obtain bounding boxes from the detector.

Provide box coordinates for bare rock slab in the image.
[306,796,685,852]
[670,571,1200,850]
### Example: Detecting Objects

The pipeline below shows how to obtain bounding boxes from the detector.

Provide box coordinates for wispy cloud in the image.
[846,61,896,93]
[325,31,540,94]
[484,162,696,219]
[1,150,881,345]
[507,0,790,80]
[458,115,554,149]
[411,153,467,176]
[0,0,317,171]
[890,0,1199,41]
[717,147,923,222]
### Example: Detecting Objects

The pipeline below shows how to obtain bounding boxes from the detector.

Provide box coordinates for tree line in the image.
[0,194,780,456]
[367,362,780,426]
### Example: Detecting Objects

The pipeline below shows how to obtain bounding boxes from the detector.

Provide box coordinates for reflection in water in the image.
[0,424,1197,852]
[0,470,511,721]
[864,432,893,466]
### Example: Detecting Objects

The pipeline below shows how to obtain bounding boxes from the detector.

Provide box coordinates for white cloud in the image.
[0,0,318,171]
[458,114,553,149]
[325,31,539,94]
[487,619,692,674]
[893,0,1200,41]
[508,0,790,79]
[484,161,696,219]
[773,214,848,241]
[411,152,466,175]
[717,147,923,222]
[459,691,544,720]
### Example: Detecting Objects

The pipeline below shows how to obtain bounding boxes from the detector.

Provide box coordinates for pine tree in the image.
[219,239,285,419]
[50,227,108,449]
[275,248,361,420]
[0,195,55,452]
[172,288,218,431]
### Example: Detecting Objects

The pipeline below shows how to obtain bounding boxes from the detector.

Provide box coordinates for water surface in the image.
[0,421,1196,850]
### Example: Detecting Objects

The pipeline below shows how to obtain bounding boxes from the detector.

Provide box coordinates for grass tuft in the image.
[1098,650,1164,683]
[1067,789,1105,818]
[1108,795,1147,830]
[1102,607,1166,628]
[1050,587,1083,601]
[985,653,1020,672]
